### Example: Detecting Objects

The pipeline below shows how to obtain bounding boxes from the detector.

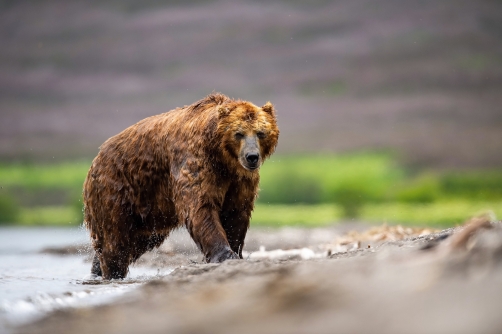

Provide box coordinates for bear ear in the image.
[218,106,230,118]
[262,102,275,116]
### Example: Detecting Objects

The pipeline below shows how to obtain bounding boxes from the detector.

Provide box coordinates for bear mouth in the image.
[240,160,260,171]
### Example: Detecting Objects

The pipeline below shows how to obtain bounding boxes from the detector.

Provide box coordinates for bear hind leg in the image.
[100,247,131,280]
[91,253,102,277]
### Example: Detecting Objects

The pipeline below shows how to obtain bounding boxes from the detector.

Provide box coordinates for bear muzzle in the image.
[239,136,262,171]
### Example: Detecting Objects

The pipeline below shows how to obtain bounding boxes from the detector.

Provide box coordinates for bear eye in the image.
[235,133,244,140]
[257,131,266,139]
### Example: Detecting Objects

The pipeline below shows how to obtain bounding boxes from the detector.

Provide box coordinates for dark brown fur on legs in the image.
[91,253,102,277]
[91,233,167,279]
[100,247,129,279]
[219,182,255,258]
[83,93,279,279]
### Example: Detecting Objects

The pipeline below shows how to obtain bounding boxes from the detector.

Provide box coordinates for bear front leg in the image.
[186,205,239,263]
[220,209,250,259]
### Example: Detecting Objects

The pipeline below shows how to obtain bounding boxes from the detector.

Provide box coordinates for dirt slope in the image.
[18,220,502,334]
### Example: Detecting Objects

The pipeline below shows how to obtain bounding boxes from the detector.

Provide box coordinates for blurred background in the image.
[1,0,501,227]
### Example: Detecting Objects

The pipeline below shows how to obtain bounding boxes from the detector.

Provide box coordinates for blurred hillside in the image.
[1,0,502,168]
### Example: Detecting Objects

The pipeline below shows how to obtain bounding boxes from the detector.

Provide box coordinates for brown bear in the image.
[83,93,279,279]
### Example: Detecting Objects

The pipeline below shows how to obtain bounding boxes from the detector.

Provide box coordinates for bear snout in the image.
[241,151,260,171]
[245,153,259,165]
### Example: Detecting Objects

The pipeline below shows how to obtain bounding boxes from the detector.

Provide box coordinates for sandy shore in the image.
[18,220,502,334]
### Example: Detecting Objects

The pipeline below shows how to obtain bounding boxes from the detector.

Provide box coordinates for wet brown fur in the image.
[83,93,279,279]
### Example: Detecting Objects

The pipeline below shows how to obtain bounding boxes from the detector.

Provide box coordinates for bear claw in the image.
[208,247,239,263]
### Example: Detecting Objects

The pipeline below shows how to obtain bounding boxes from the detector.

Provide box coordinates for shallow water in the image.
[0,227,173,333]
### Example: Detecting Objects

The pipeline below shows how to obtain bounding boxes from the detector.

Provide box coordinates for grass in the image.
[251,204,342,227]
[361,200,502,228]
[0,161,87,225]
[18,206,82,226]
[8,201,501,228]
[1,153,501,228]
[250,201,501,228]
[259,152,403,204]
[0,161,90,189]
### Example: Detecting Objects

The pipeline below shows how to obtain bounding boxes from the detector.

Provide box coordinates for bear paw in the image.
[207,246,239,263]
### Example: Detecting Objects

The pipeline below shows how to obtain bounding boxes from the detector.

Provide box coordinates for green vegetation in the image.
[251,201,501,228]
[0,161,89,189]
[259,153,402,205]
[361,201,501,228]
[257,153,502,226]
[0,194,19,224]
[19,206,82,226]
[251,204,343,227]
[0,161,88,225]
[0,153,501,227]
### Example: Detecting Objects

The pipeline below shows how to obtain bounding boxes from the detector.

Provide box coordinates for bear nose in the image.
[246,153,259,165]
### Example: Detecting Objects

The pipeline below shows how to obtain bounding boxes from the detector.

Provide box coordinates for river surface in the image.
[0,227,173,333]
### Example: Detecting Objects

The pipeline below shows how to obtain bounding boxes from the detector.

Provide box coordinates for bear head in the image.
[217,101,279,172]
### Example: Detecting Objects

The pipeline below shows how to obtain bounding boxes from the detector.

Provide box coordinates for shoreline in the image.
[16,220,502,334]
